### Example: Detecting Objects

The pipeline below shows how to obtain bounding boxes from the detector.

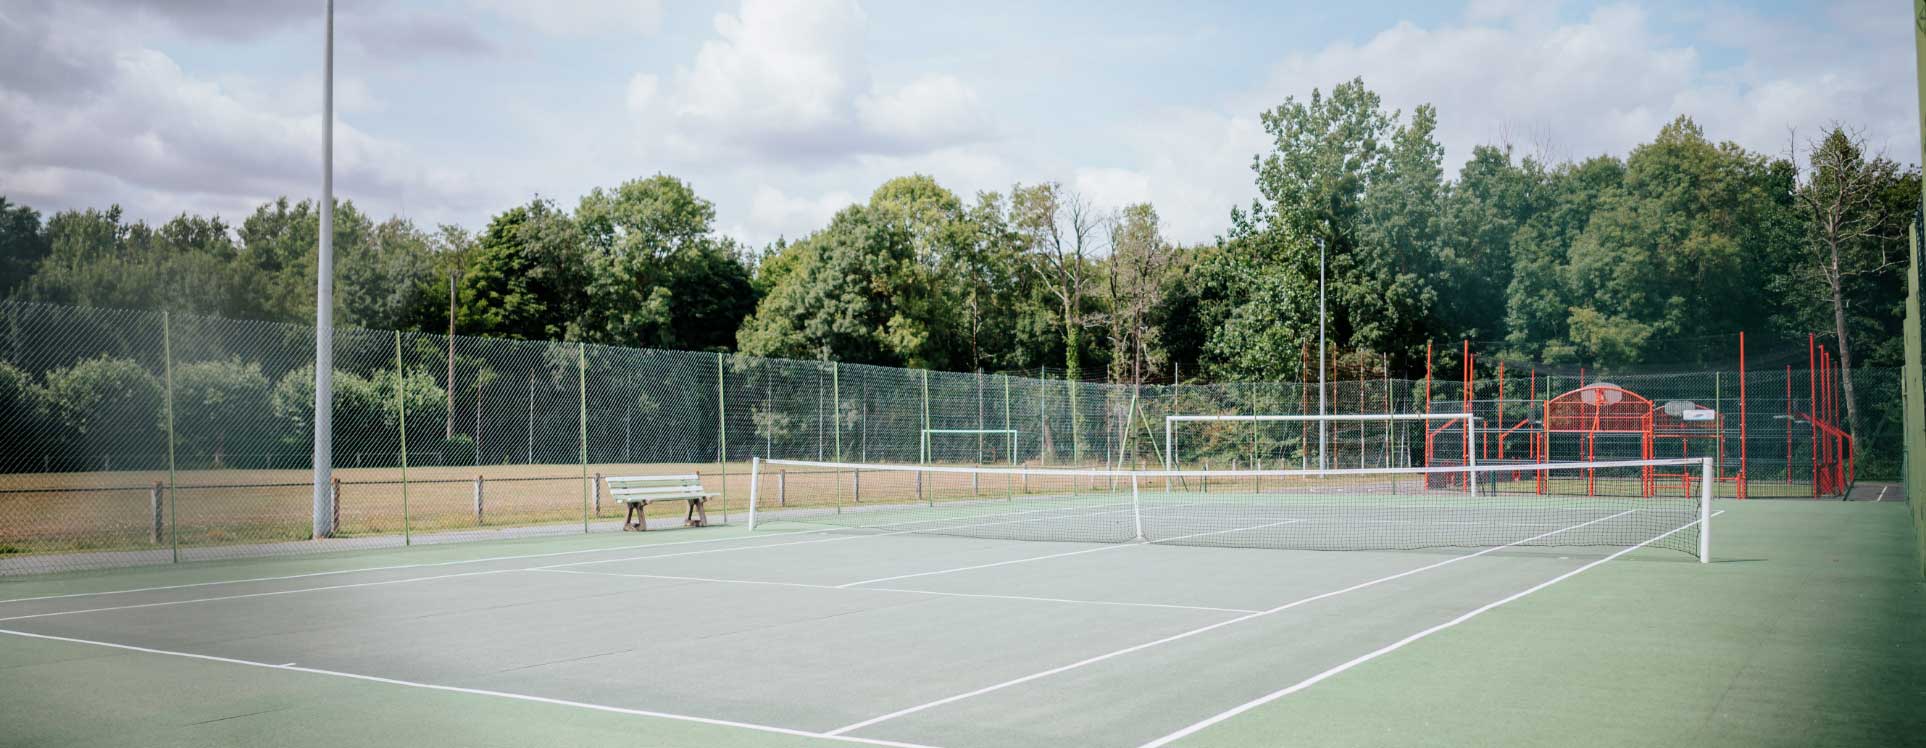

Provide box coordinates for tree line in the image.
[1,79,1915,442]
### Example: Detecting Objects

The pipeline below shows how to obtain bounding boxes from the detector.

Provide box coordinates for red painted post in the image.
[1808,333,1818,497]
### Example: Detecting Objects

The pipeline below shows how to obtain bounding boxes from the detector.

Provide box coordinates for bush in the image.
[40,355,162,470]
[174,359,273,468]
[0,361,51,471]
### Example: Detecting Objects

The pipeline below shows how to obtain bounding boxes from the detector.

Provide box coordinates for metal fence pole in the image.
[396,330,411,546]
[580,343,590,533]
[717,352,728,523]
[162,311,177,562]
[474,476,484,525]
[832,362,842,462]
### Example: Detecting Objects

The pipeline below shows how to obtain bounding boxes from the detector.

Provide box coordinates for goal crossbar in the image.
[919,428,1020,465]
[1164,413,1480,491]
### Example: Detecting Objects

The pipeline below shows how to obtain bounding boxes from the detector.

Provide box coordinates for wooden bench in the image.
[604,474,715,531]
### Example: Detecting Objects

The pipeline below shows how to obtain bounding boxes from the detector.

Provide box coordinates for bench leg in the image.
[625,503,648,532]
[689,499,708,527]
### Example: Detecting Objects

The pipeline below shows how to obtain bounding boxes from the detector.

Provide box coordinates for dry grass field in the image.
[0,458,1816,557]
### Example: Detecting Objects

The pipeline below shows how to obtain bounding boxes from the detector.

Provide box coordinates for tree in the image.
[1013,182,1104,382]
[577,175,755,351]
[457,198,588,341]
[1787,127,1912,445]
[237,197,375,322]
[0,197,50,297]
[28,208,254,318]
[337,217,437,330]
[1104,204,1171,384]
[737,202,946,366]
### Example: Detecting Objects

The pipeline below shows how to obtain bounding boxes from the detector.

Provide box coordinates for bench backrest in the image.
[605,474,709,502]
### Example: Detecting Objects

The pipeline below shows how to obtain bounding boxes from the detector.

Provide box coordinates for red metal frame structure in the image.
[1539,383,1657,496]
[1651,401,1726,496]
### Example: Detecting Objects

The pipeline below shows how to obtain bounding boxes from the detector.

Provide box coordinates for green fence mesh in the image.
[0,299,1901,574]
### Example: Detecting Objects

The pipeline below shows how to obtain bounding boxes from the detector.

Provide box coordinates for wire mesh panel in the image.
[0,299,1895,574]
[749,457,1710,558]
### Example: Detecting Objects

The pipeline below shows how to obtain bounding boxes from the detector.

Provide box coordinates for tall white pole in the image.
[1317,237,1327,472]
[312,0,335,539]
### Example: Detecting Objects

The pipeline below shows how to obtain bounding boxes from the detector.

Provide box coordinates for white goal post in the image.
[1164,413,1480,492]
[920,428,1020,465]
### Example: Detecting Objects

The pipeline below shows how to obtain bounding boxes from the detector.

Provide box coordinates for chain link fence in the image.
[0,300,1901,574]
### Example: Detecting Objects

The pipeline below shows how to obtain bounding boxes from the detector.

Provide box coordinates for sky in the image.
[0,0,1915,248]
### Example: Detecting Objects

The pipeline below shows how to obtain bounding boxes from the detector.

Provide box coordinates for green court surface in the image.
[0,499,1920,748]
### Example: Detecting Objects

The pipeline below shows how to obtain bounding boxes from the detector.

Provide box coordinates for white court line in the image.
[0,527,828,606]
[1135,509,1725,748]
[835,519,1305,589]
[824,508,1641,737]
[1877,486,1888,501]
[531,568,1260,615]
[0,569,511,623]
[0,627,939,748]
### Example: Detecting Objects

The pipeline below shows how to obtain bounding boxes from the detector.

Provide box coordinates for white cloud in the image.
[627,0,993,165]
[0,4,488,228]
[747,185,858,240]
[856,74,993,151]
[1093,2,1914,245]
[472,0,663,38]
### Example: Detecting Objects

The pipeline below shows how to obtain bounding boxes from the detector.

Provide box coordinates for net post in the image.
[1700,456,1712,563]
[747,457,761,531]
[1466,415,1477,496]
[1130,474,1144,541]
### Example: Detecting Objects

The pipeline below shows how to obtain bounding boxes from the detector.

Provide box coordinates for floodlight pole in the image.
[312,0,336,539]
[1317,236,1327,472]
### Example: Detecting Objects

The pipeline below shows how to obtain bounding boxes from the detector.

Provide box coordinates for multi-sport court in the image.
[0,459,1921,748]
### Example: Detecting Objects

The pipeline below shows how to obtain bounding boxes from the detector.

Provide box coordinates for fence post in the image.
[150,481,163,544]
[580,343,589,533]
[162,311,177,562]
[594,472,603,515]
[331,477,341,534]
[778,470,786,507]
[717,352,727,523]
[853,470,860,503]
[473,476,485,525]
[395,330,411,546]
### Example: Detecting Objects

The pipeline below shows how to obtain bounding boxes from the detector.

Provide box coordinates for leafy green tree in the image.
[737,202,946,366]
[0,197,50,297]
[28,208,253,317]
[1559,117,1795,365]
[238,198,375,322]
[577,175,754,351]
[172,359,273,468]
[338,217,437,330]
[458,198,587,341]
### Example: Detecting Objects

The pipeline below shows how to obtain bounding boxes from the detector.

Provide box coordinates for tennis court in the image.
[1,469,1921,748]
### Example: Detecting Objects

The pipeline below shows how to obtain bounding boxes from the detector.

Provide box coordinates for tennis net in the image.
[747,457,1711,559]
